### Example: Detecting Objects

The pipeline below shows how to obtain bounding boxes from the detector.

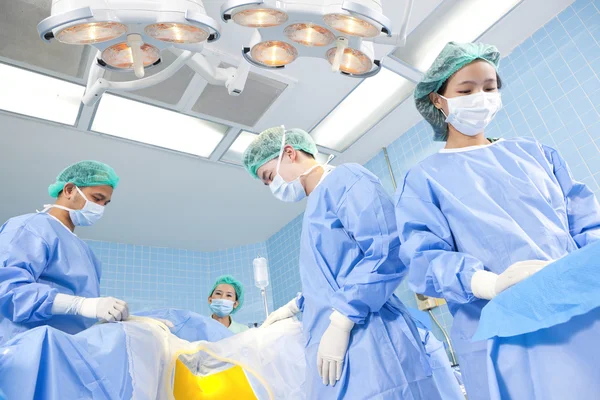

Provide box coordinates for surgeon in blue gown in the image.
[0,161,129,346]
[395,42,600,400]
[242,127,456,400]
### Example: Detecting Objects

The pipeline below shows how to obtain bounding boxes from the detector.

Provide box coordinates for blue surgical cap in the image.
[414,42,501,141]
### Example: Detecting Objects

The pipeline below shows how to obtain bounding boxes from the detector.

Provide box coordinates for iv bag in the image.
[253,257,269,289]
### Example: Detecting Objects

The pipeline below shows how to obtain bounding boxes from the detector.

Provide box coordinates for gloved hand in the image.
[261,298,300,328]
[471,260,551,300]
[52,293,130,322]
[317,310,354,386]
[80,297,129,322]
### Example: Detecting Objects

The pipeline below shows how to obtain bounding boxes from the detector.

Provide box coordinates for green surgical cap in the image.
[414,42,500,141]
[48,160,120,198]
[242,126,318,179]
[210,275,244,314]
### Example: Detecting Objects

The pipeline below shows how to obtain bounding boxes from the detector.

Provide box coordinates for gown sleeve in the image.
[0,225,58,322]
[395,168,486,304]
[331,174,406,324]
[543,144,600,247]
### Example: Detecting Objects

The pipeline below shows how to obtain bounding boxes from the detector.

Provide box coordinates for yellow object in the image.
[173,359,258,400]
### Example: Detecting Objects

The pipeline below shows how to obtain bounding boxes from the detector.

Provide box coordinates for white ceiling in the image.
[0,0,572,250]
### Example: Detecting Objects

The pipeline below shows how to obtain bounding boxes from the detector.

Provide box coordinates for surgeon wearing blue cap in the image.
[0,161,129,345]
[395,42,600,400]
[242,127,457,400]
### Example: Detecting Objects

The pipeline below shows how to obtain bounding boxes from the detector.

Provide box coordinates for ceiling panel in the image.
[103,51,197,105]
[192,70,287,127]
[0,0,90,79]
[92,94,229,158]
[0,62,85,125]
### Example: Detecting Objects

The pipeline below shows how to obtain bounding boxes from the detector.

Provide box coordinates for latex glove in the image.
[261,298,300,328]
[52,293,129,322]
[317,310,354,386]
[471,260,551,300]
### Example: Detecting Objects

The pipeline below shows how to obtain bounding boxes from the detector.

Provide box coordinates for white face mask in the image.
[440,91,502,136]
[269,133,324,203]
[44,186,105,226]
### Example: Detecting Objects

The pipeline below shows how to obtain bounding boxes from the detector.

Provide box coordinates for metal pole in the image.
[429,309,458,366]
[382,147,397,190]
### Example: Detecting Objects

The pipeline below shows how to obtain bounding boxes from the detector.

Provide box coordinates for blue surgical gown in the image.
[0,212,101,345]
[298,163,448,400]
[395,138,600,400]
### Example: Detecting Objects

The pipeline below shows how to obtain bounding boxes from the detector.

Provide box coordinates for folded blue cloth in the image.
[474,241,600,340]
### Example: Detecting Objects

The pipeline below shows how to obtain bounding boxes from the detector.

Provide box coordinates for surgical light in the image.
[326,47,372,75]
[39,0,223,83]
[232,8,288,28]
[38,0,253,105]
[284,23,335,47]
[144,23,209,44]
[101,42,160,70]
[55,21,127,45]
[222,0,405,78]
[323,14,380,38]
[251,41,298,67]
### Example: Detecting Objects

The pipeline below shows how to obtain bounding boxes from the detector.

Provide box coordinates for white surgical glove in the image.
[471,260,551,300]
[261,298,300,328]
[317,310,354,386]
[52,293,130,322]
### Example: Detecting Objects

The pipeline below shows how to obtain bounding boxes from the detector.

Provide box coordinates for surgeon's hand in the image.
[471,260,551,300]
[261,298,300,328]
[317,310,354,386]
[80,297,130,322]
[52,294,130,322]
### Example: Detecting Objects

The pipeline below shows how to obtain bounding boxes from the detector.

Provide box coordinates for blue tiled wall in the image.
[266,214,304,309]
[87,240,273,326]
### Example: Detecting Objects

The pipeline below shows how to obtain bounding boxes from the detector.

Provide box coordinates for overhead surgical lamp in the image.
[38,0,221,77]
[38,1,250,105]
[221,0,413,78]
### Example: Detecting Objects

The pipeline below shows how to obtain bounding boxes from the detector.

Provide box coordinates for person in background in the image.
[242,127,457,399]
[208,275,248,334]
[395,42,600,400]
[0,161,129,346]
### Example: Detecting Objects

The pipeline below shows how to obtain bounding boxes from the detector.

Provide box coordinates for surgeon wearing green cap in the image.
[0,160,130,346]
[208,275,248,334]
[395,42,600,400]
[242,127,450,399]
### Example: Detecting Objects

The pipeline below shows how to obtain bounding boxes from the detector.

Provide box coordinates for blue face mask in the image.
[43,186,105,227]
[209,299,235,317]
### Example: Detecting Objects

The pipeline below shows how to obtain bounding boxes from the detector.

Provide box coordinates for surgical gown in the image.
[298,163,447,400]
[395,137,600,400]
[0,212,101,345]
